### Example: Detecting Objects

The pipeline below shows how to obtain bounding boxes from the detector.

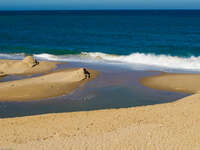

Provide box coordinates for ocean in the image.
[0,10,200,71]
[1,10,196,117]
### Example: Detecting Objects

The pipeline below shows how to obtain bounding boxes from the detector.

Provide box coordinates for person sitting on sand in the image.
[33,59,39,67]
[23,56,39,68]
[83,68,91,79]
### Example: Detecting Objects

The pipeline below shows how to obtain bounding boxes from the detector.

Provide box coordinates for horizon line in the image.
[0,8,200,12]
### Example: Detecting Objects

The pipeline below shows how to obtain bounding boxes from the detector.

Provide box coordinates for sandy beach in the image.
[1,9,200,150]
[0,64,200,149]
[0,91,199,149]
[0,57,98,101]
[0,57,59,75]
[0,68,98,101]
[141,72,200,94]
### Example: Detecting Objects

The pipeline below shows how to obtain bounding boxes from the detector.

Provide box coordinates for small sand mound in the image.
[0,72,6,77]
[0,59,57,75]
[71,68,86,81]
[23,56,39,67]
[47,68,86,83]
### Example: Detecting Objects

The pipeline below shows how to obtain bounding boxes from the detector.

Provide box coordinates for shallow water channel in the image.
[0,62,189,118]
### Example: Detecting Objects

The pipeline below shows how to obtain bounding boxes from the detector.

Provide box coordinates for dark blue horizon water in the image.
[0,10,200,57]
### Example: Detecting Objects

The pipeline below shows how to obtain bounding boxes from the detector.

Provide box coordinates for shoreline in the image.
[1,60,200,149]
[0,67,189,119]
[0,92,200,149]
[141,72,200,94]
[0,68,99,102]
[0,58,99,102]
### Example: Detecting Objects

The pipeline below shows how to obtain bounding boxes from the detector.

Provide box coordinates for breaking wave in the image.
[1,52,200,71]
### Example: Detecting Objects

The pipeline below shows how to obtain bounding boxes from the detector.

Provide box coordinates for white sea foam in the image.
[81,52,200,71]
[1,52,200,72]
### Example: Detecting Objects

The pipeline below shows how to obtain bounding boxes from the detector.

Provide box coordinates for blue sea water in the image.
[0,10,200,71]
[0,10,196,117]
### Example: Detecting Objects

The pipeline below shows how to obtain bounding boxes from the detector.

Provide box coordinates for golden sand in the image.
[0,57,58,75]
[0,93,200,150]
[0,68,98,101]
[0,68,200,149]
[141,72,200,94]
[0,57,99,101]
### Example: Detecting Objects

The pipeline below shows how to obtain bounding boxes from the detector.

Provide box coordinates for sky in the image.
[0,0,200,10]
